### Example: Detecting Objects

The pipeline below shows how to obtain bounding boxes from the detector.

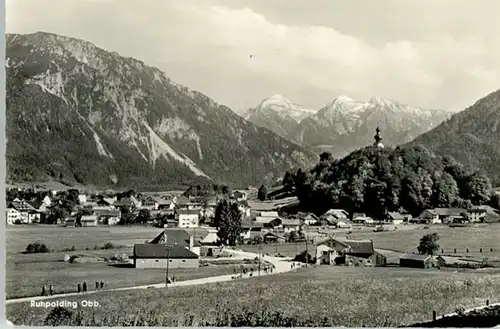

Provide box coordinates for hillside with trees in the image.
[407,89,500,187]
[291,145,494,219]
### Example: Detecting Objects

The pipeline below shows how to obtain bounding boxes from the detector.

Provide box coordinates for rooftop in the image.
[133,244,199,259]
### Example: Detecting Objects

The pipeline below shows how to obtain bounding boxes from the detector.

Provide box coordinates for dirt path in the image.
[6,248,297,305]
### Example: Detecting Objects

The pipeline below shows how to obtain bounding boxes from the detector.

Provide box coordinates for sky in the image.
[6,0,500,111]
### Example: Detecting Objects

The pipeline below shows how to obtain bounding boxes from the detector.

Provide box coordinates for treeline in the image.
[183,184,233,198]
[287,145,496,219]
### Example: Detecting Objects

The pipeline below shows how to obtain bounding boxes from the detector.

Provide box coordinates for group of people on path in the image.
[41,285,55,296]
[77,281,105,293]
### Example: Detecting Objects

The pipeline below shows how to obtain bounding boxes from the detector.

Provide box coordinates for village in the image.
[6,183,500,274]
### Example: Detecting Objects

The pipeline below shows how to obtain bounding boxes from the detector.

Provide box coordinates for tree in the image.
[462,172,492,205]
[432,172,459,207]
[257,185,268,201]
[214,200,242,246]
[319,152,332,162]
[136,209,152,224]
[282,171,295,187]
[286,230,299,243]
[417,233,440,255]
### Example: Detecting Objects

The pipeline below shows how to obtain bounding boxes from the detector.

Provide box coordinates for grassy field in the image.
[6,225,162,256]
[6,226,250,299]
[7,266,500,326]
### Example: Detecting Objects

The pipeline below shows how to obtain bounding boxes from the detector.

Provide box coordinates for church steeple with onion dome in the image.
[373,125,384,148]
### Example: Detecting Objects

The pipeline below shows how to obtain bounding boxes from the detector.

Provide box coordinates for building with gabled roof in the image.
[133,244,199,269]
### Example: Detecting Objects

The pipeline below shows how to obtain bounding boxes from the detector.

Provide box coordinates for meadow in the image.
[7,266,500,326]
[6,226,245,299]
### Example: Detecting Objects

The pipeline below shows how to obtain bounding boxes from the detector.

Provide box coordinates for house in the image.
[314,244,338,265]
[141,197,159,211]
[81,215,98,227]
[419,208,466,224]
[397,207,412,222]
[263,232,286,244]
[175,210,200,228]
[322,209,349,220]
[232,190,248,201]
[5,208,20,225]
[42,195,52,207]
[399,254,437,269]
[281,219,301,233]
[319,214,352,228]
[94,209,121,225]
[259,211,280,218]
[465,208,488,223]
[133,244,199,269]
[352,215,375,225]
[27,199,50,213]
[470,206,500,223]
[78,194,88,205]
[8,201,40,224]
[237,201,251,218]
[175,197,202,210]
[316,237,386,267]
[386,212,404,225]
[64,217,77,227]
[298,212,319,226]
[318,215,337,226]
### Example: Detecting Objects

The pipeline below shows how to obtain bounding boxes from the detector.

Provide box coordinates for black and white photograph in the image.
[4,0,500,327]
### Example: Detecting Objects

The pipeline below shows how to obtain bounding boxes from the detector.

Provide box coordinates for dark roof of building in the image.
[94,209,121,216]
[263,232,286,240]
[431,208,466,216]
[150,230,191,246]
[400,253,432,261]
[282,219,301,226]
[133,244,199,259]
[387,212,405,220]
[339,239,374,255]
[177,209,200,215]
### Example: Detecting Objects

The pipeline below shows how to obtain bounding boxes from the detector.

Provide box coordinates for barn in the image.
[399,254,437,269]
[133,244,199,269]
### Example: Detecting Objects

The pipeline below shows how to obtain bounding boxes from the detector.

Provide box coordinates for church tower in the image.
[373,126,384,148]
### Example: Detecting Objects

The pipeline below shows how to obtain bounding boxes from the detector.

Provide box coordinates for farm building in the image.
[81,215,98,227]
[281,219,301,232]
[263,232,286,244]
[385,212,404,225]
[399,254,437,269]
[316,237,386,267]
[322,209,349,219]
[133,244,199,269]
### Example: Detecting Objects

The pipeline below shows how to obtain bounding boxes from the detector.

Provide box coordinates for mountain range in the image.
[241,95,457,158]
[5,32,317,189]
[408,88,500,186]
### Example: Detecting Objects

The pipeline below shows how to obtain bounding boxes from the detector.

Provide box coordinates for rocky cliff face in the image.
[6,32,317,189]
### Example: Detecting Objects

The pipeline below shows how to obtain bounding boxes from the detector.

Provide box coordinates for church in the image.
[373,126,384,148]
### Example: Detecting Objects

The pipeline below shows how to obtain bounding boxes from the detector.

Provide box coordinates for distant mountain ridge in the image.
[243,94,457,159]
[238,94,317,139]
[6,32,317,189]
[407,89,500,186]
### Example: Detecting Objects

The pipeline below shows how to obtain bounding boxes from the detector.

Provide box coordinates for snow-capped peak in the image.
[254,95,316,123]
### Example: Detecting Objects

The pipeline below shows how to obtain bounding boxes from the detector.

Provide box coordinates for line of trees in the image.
[286,145,495,220]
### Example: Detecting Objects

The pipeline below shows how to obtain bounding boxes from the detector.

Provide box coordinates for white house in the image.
[176,210,200,228]
[78,194,88,205]
[6,208,20,225]
[42,195,52,207]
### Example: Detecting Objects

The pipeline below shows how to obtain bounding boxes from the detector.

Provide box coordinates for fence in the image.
[412,247,496,255]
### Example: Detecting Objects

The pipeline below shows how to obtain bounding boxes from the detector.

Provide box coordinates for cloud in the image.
[6,0,500,110]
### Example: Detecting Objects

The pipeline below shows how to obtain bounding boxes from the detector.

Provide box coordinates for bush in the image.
[44,307,73,326]
[25,241,50,254]
[102,242,116,250]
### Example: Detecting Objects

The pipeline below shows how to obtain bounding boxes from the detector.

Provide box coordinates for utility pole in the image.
[164,227,170,287]
[305,231,308,268]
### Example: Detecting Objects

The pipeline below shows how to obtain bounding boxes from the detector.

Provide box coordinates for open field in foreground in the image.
[6,226,253,299]
[7,266,500,326]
